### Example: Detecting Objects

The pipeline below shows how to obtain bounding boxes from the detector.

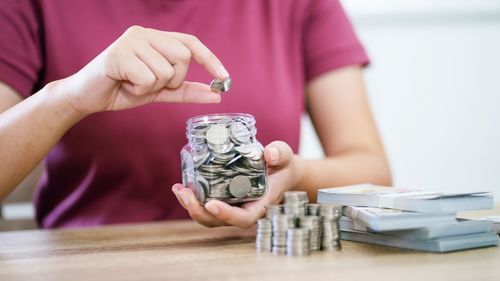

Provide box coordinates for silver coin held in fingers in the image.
[210,77,232,93]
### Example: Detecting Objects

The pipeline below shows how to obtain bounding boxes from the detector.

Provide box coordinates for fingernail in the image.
[179,191,190,206]
[205,203,220,215]
[217,65,230,79]
[268,147,279,165]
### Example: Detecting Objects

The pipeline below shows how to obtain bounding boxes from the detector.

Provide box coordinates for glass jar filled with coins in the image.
[181,113,268,204]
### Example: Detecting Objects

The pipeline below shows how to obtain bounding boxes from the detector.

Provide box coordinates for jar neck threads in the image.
[186,113,257,147]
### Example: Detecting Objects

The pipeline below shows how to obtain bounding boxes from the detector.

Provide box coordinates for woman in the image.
[0,0,391,228]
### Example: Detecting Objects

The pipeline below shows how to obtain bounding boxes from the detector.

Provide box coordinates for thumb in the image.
[264,141,294,167]
[153,81,221,104]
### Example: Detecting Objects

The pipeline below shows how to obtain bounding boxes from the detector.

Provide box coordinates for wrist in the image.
[292,155,309,191]
[42,79,89,123]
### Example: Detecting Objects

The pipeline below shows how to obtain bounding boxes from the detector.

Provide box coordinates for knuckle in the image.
[134,81,155,96]
[156,68,174,86]
[271,140,292,153]
[144,75,157,87]
[179,82,191,101]
[185,34,200,44]
[133,87,146,96]
[176,48,192,63]
[125,25,144,35]
[272,140,286,147]
[166,80,182,90]
[101,54,117,77]
[217,212,230,221]
[163,66,175,80]
[100,51,128,80]
[102,47,123,64]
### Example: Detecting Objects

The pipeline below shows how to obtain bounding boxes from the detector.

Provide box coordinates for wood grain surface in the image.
[0,217,499,281]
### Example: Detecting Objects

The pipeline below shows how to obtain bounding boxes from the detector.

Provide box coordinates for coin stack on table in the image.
[286,228,311,256]
[283,191,308,217]
[306,203,320,216]
[265,205,283,219]
[256,191,343,256]
[255,218,272,252]
[271,214,296,255]
[319,204,343,251]
[298,215,322,251]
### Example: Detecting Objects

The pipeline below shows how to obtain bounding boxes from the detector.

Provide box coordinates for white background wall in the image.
[299,0,500,202]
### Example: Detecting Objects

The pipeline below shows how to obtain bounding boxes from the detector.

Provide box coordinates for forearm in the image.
[296,65,392,203]
[294,150,391,202]
[0,80,86,200]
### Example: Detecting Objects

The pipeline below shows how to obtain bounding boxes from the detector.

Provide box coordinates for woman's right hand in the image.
[56,25,228,115]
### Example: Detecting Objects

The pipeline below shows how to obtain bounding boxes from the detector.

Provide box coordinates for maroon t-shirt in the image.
[0,0,368,228]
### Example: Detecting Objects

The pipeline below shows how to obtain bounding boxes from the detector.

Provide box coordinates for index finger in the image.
[168,32,230,80]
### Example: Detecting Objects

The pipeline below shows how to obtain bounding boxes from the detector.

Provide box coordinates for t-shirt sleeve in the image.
[303,0,369,81]
[0,0,43,98]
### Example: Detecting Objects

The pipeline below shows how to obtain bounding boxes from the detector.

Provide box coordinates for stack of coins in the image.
[256,195,344,256]
[319,204,343,251]
[271,214,296,255]
[286,228,310,256]
[298,216,322,251]
[283,191,308,217]
[255,218,272,252]
[306,203,320,216]
[265,205,283,219]
[182,115,267,203]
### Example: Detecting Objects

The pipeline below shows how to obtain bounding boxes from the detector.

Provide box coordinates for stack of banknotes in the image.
[318,184,499,253]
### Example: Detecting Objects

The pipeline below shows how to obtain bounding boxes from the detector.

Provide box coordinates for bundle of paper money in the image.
[477,216,500,233]
[318,184,499,253]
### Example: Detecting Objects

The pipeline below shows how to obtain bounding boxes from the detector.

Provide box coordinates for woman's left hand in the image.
[171,141,304,228]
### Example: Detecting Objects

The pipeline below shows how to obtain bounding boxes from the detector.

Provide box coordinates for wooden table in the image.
[0,216,499,281]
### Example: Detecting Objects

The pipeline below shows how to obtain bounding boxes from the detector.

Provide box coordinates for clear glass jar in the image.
[181,113,268,204]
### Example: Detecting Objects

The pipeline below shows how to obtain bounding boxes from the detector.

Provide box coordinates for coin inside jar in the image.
[205,124,229,145]
[182,113,268,204]
[229,175,252,198]
[229,122,251,144]
[210,77,232,93]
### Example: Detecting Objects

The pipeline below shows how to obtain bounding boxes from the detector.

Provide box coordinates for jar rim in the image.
[186,113,255,126]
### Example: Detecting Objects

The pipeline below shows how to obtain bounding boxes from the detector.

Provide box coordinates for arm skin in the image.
[173,65,392,228]
[0,81,86,200]
[0,26,230,201]
[298,65,391,202]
